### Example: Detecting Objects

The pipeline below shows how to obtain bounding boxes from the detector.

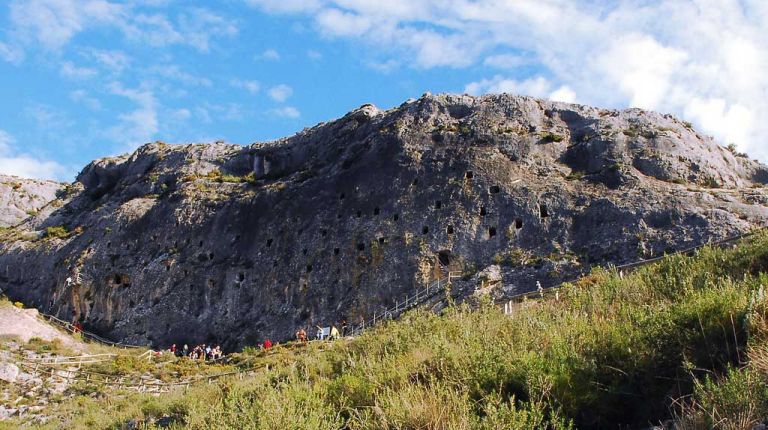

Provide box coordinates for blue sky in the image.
[0,0,766,181]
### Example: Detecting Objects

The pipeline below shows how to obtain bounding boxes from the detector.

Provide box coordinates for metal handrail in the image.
[347,270,462,336]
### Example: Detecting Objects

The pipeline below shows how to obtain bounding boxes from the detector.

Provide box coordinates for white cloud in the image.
[549,86,577,104]
[269,106,301,118]
[244,0,323,14]
[171,108,192,121]
[246,0,768,162]
[257,49,280,61]
[307,49,323,60]
[149,65,212,87]
[0,131,14,153]
[268,84,293,102]
[70,89,102,110]
[464,76,577,104]
[0,129,69,180]
[0,41,24,64]
[365,59,399,74]
[85,48,130,73]
[9,0,125,51]
[175,7,238,52]
[106,82,158,148]
[230,79,261,94]
[483,53,529,69]
[5,1,236,57]
[60,60,97,79]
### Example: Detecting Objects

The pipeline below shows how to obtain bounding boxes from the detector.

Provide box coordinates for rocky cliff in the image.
[0,93,766,350]
[0,175,63,228]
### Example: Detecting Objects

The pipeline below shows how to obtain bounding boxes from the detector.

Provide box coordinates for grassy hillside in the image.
[4,232,768,429]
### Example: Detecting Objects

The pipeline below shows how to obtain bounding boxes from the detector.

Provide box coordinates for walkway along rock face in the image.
[1,93,767,350]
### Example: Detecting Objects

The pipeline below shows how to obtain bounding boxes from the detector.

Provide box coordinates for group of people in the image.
[294,322,347,342]
[168,343,224,361]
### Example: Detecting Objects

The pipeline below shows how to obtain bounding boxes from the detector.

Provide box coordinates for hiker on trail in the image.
[170,344,177,355]
[183,344,189,357]
[340,320,348,337]
[73,322,83,334]
[212,345,222,360]
[263,339,273,350]
[329,325,340,341]
[296,328,307,343]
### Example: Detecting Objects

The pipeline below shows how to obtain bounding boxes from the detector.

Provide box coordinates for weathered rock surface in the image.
[0,175,64,228]
[0,93,766,349]
[0,363,19,383]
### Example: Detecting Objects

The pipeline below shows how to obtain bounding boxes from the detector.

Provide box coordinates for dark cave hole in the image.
[540,204,549,218]
[266,238,273,248]
[435,200,442,209]
[306,265,313,273]
[490,185,501,194]
[466,171,474,179]
[333,248,340,255]
[422,226,429,235]
[480,206,487,216]
[438,250,452,266]
[357,243,365,251]
[447,225,455,234]
[374,207,380,215]
[488,227,497,238]
[515,218,523,229]
[393,213,399,221]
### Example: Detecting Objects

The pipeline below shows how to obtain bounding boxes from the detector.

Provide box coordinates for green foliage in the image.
[27,337,67,355]
[43,225,70,240]
[540,132,565,143]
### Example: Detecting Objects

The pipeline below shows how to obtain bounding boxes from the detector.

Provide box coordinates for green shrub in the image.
[540,132,565,143]
[43,225,70,240]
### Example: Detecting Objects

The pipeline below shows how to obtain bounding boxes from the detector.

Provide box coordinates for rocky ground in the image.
[0,93,766,350]
[0,175,63,228]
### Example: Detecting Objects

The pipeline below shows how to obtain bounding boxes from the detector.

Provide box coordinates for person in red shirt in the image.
[263,339,272,350]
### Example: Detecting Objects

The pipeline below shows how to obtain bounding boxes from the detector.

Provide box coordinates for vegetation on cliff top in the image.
[4,232,768,429]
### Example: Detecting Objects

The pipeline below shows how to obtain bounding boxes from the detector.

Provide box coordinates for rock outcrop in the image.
[0,93,766,349]
[0,175,64,228]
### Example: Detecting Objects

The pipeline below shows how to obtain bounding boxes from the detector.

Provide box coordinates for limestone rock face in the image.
[0,175,64,227]
[0,93,766,350]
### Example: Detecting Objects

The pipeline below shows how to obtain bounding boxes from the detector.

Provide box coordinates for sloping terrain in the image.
[0,93,766,349]
[2,231,768,429]
[0,175,63,228]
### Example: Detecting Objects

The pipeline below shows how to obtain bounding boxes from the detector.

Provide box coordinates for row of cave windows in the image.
[128,217,517,284]
[338,171,483,204]
[106,205,545,262]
